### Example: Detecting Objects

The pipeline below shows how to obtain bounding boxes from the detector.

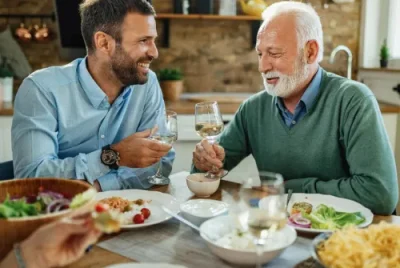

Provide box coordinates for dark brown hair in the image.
[79,0,155,53]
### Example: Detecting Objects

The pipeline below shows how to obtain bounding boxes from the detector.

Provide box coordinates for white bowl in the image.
[180,199,229,226]
[186,173,220,197]
[199,215,297,266]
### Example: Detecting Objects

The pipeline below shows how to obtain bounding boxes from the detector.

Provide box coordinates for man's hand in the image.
[93,180,102,192]
[112,129,172,168]
[192,139,225,172]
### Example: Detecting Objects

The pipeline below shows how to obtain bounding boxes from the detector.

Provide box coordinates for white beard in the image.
[262,55,310,98]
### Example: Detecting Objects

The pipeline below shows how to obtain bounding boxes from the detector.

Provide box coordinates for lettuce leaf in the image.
[70,188,97,209]
[302,204,365,230]
[0,195,40,219]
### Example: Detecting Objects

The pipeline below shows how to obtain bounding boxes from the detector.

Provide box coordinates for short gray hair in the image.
[261,1,324,62]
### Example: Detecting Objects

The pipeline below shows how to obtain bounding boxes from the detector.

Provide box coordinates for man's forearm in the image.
[14,149,109,185]
[97,149,175,191]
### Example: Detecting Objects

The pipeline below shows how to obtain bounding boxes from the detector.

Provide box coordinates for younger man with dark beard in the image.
[11,0,174,191]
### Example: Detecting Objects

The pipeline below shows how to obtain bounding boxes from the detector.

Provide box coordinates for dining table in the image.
[68,171,400,268]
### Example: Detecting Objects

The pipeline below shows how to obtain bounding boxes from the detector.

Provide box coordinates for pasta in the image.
[317,222,400,268]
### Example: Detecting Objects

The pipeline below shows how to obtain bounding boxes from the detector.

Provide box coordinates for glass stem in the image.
[255,243,263,268]
[155,160,162,177]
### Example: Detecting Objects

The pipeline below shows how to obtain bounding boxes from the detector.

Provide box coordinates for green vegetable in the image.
[70,188,97,209]
[0,195,40,219]
[302,204,365,230]
[380,39,390,61]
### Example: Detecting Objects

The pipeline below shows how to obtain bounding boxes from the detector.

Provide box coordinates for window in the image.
[359,0,400,68]
[387,0,400,59]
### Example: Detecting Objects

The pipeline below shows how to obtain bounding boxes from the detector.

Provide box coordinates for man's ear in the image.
[305,40,319,64]
[93,31,115,56]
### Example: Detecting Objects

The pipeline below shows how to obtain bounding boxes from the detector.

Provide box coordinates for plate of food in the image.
[311,222,400,267]
[262,193,373,233]
[95,189,180,229]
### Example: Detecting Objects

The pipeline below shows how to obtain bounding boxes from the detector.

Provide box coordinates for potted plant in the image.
[158,68,184,102]
[380,39,390,68]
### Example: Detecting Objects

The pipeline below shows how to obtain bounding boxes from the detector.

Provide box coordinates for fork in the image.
[286,189,293,217]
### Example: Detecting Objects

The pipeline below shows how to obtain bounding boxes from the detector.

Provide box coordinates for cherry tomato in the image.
[133,214,145,224]
[38,186,44,192]
[95,203,109,213]
[141,208,151,219]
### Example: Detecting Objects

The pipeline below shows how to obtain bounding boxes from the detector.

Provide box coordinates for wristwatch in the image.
[101,145,120,170]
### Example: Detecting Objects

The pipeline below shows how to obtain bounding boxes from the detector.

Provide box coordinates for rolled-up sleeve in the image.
[12,78,110,183]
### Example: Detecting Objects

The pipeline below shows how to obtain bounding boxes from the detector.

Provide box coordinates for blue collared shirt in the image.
[12,58,175,191]
[276,67,322,128]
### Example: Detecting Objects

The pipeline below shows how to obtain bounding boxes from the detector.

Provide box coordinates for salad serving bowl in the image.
[0,178,97,259]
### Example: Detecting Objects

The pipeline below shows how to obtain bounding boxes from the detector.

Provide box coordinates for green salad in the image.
[0,188,97,219]
[288,203,366,230]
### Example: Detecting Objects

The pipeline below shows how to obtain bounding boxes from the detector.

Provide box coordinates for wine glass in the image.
[148,110,178,185]
[233,171,286,268]
[194,101,225,179]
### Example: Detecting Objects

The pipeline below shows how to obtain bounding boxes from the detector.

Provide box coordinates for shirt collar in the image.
[299,66,322,112]
[78,57,108,109]
[275,66,322,113]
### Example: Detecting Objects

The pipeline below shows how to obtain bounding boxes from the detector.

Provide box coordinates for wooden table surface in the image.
[69,174,400,268]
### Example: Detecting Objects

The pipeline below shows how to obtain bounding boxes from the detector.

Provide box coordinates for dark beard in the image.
[110,45,150,86]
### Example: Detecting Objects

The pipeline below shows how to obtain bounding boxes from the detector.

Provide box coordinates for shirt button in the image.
[292,121,296,125]
[101,135,105,139]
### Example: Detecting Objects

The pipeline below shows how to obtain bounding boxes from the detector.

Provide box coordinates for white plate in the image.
[266,193,373,233]
[96,190,180,229]
[105,263,187,268]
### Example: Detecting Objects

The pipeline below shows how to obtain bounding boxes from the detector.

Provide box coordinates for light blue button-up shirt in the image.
[276,67,322,128]
[12,58,175,191]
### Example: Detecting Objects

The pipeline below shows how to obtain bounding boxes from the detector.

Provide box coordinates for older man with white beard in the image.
[191,1,398,215]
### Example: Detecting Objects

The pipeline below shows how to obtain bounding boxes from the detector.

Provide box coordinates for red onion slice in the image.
[46,199,71,214]
[288,213,311,228]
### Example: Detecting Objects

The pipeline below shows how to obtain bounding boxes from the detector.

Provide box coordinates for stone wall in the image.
[0,0,361,93]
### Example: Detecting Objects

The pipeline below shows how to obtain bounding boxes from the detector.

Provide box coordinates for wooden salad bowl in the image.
[0,178,96,259]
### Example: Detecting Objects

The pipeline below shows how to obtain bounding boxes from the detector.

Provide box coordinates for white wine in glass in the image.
[148,110,178,185]
[194,101,225,178]
[195,122,224,140]
[234,172,286,268]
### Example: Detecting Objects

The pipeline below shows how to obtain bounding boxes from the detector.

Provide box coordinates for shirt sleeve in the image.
[97,72,176,191]
[285,95,399,215]
[12,78,110,184]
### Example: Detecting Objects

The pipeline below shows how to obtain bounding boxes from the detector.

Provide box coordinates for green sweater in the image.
[195,70,399,215]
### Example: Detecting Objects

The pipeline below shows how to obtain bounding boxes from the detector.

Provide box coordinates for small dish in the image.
[186,173,220,197]
[180,199,229,226]
[310,232,331,268]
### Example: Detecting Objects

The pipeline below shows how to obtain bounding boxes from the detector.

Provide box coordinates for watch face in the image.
[102,150,117,165]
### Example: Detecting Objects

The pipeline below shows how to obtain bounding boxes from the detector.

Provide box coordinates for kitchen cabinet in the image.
[357,69,400,106]
[0,116,12,162]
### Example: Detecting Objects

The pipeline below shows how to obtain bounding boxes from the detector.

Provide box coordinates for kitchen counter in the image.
[359,67,400,73]
[169,100,400,114]
[1,99,400,116]
[0,103,12,116]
